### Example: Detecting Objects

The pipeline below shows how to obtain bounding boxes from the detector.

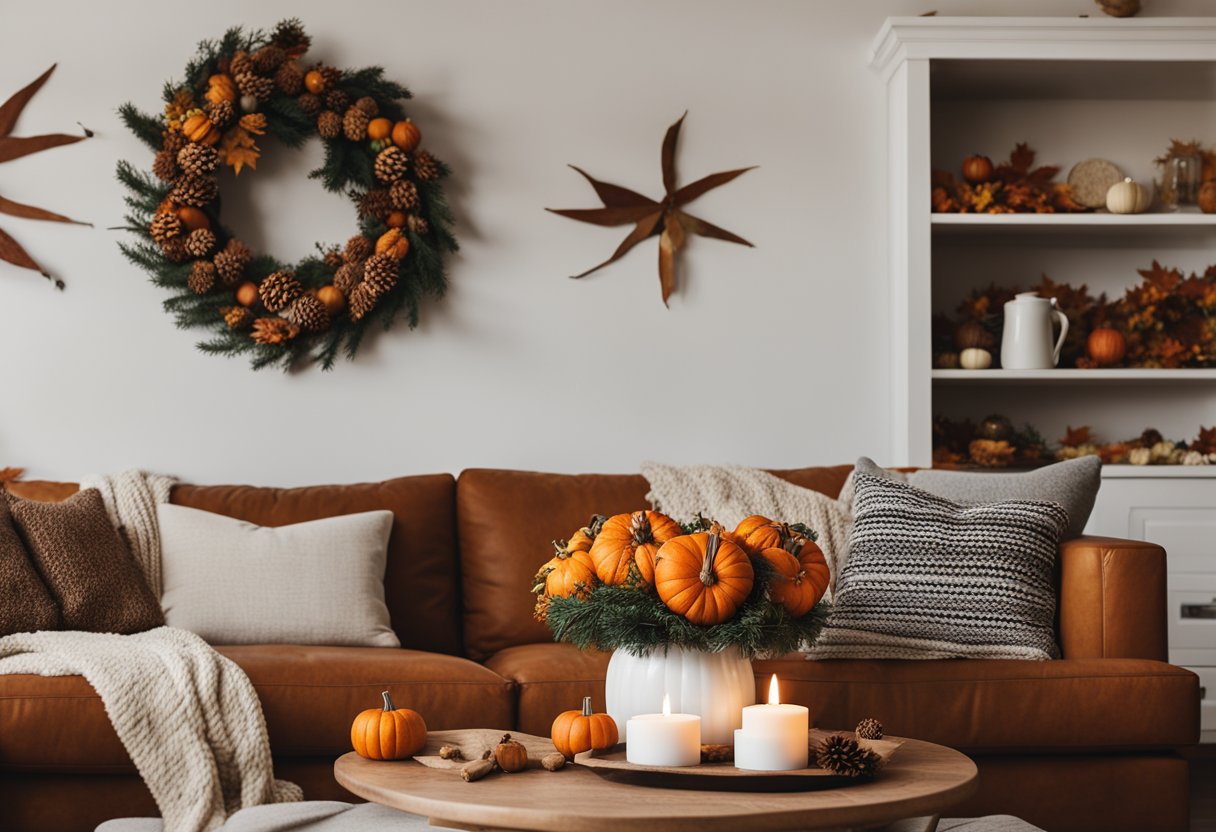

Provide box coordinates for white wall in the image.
[1,0,1211,485]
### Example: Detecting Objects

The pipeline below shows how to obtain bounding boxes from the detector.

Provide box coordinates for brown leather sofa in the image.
[0,466,1200,832]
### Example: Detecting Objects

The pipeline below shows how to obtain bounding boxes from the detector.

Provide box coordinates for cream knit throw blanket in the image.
[0,470,301,831]
[641,463,853,601]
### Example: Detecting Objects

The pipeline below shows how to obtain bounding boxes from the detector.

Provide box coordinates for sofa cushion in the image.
[457,465,854,661]
[0,498,59,635]
[172,476,462,656]
[484,643,611,736]
[0,646,514,772]
[755,655,1200,753]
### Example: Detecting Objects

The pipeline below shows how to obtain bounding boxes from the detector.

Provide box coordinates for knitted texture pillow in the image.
[6,489,164,634]
[805,472,1068,661]
[0,498,59,635]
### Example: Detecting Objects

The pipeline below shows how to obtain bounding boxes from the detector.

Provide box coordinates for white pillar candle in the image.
[625,694,701,767]
[733,675,809,771]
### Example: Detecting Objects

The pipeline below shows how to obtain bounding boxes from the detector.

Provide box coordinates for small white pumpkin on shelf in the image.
[1105,178,1152,214]
[959,347,993,370]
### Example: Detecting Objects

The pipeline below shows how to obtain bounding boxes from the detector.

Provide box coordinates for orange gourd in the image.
[386,211,407,228]
[316,285,346,315]
[350,691,427,760]
[205,74,237,105]
[1086,327,1127,367]
[589,510,681,586]
[551,696,619,759]
[732,515,782,553]
[539,539,597,599]
[375,228,410,260]
[962,154,994,184]
[304,69,327,94]
[182,112,219,146]
[367,117,393,142]
[235,281,259,308]
[176,206,210,231]
[759,535,829,618]
[654,532,754,625]
[392,119,421,152]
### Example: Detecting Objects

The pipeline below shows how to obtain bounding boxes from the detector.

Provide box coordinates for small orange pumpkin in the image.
[962,154,994,184]
[304,69,327,94]
[1087,327,1127,367]
[654,532,755,625]
[316,285,346,315]
[551,696,619,759]
[376,228,410,260]
[350,690,427,760]
[392,119,422,152]
[538,539,597,599]
[235,281,259,308]
[205,74,237,105]
[367,117,393,142]
[589,510,681,586]
[182,111,219,146]
[386,210,407,228]
[733,515,782,553]
[176,206,210,231]
[760,536,829,618]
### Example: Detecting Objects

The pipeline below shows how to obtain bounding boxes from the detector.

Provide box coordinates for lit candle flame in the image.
[768,674,780,705]
[662,693,671,716]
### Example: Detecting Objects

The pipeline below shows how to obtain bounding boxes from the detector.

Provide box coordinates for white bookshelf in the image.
[932,369,1216,384]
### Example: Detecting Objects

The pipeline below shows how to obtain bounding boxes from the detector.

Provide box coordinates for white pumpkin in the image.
[959,347,993,370]
[1106,178,1151,214]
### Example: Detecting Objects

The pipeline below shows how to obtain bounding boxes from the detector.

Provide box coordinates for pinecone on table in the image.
[258,270,303,312]
[274,61,305,96]
[172,175,219,208]
[362,253,398,297]
[250,316,299,346]
[214,239,252,285]
[187,261,217,294]
[152,149,179,182]
[406,214,429,236]
[177,143,219,177]
[855,718,884,740]
[221,305,254,330]
[236,71,275,101]
[206,99,235,129]
[149,212,182,245]
[413,150,440,182]
[358,189,392,221]
[324,88,349,113]
[343,106,369,141]
[815,734,879,778]
[390,179,418,210]
[317,111,342,139]
[298,93,322,116]
[284,293,331,333]
[374,147,408,183]
[354,96,379,117]
[343,235,373,264]
[347,282,378,321]
[184,228,217,258]
[333,261,364,295]
[252,46,286,75]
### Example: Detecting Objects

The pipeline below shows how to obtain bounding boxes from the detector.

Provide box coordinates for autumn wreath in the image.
[117,20,457,370]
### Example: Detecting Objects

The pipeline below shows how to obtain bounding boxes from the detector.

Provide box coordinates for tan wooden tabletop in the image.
[334,736,978,832]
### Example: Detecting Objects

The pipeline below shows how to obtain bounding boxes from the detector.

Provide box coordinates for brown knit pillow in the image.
[7,489,164,634]
[0,498,60,635]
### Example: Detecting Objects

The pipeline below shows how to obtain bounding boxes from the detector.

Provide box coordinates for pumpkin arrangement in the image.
[932,143,1088,214]
[117,20,457,370]
[533,511,830,656]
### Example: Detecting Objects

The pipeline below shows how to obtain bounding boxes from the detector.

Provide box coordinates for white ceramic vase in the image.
[605,646,756,745]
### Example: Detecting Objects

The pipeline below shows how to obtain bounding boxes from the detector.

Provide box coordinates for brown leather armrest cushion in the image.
[1058,536,1168,661]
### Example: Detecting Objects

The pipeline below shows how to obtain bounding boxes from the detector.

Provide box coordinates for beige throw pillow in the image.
[158,504,399,647]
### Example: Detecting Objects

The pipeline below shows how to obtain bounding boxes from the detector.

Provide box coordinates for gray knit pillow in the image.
[806,473,1068,661]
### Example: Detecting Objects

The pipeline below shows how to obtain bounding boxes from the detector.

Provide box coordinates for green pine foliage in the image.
[114,20,458,371]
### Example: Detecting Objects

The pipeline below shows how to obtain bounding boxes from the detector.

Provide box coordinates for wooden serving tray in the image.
[575,729,903,792]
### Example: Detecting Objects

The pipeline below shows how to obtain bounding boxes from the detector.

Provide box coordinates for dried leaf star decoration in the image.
[547,112,755,305]
[0,65,93,289]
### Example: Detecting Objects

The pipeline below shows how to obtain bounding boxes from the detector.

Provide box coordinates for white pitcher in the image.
[1001,292,1069,370]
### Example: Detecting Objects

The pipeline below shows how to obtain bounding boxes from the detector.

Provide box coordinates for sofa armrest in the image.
[1058,535,1168,661]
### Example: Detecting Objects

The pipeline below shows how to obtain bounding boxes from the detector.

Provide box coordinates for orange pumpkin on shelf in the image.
[1086,327,1127,367]
[350,691,427,760]
[589,510,681,586]
[760,536,829,618]
[392,119,422,152]
[654,532,754,625]
[551,696,619,759]
[962,154,994,184]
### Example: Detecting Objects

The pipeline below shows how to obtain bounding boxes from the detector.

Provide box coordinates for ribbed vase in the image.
[604,646,756,745]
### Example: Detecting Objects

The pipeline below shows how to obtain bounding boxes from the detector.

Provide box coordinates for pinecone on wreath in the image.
[413,150,440,182]
[251,45,286,75]
[390,179,418,211]
[149,211,182,244]
[322,247,343,269]
[855,718,884,740]
[235,71,274,101]
[298,93,322,116]
[355,96,378,117]
[184,228,217,258]
[406,214,429,236]
[358,189,392,221]
[177,143,219,177]
[187,261,217,294]
[172,175,219,208]
[206,99,235,129]
[362,253,398,297]
[343,235,373,264]
[274,62,305,96]
[221,305,254,330]
[317,111,342,140]
[347,282,378,322]
[284,293,331,333]
[816,734,879,778]
[343,107,369,141]
[229,50,253,78]
[160,236,190,264]
[259,270,303,312]
[374,147,408,183]
[152,149,179,182]
[214,240,251,285]
[333,261,364,295]
[324,89,349,113]
[161,129,187,158]
[250,316,299,346]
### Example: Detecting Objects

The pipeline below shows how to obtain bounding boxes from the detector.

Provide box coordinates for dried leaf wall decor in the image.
[546,112,755,306]
[0,64,92,289]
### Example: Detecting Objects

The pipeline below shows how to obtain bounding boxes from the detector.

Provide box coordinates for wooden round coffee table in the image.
[334,736,977,832]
